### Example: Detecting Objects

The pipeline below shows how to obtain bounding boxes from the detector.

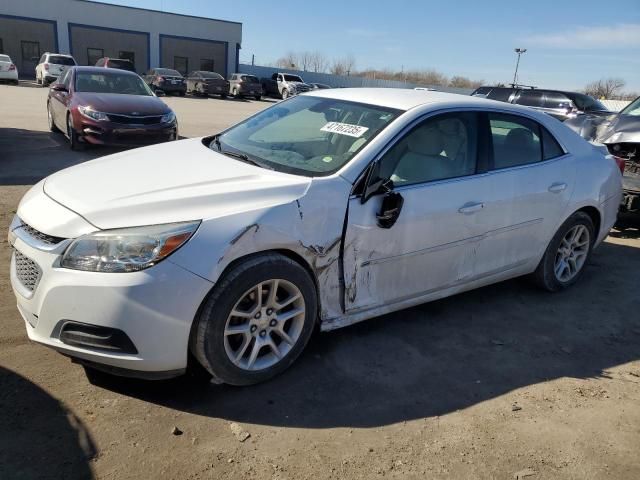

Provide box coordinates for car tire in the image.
[281,89,289,100]
[532,211,595,292]
[47,102,59,133]
[255,95,261,101]
[232,87,239,98]
[67,114,83,151]
[221,94,227,99]
[191,253,318,386]
[179,91,186,97]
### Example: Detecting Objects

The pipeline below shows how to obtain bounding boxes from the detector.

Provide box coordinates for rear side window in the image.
[541,128,564,160]
[486,88,515,102]
[489,113,542,169]
[571,93,607,112]
[472,87,491,96]
[543,91,573,110]
[515,90,545,107]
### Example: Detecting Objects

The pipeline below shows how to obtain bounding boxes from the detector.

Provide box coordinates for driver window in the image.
[384,112,478,186]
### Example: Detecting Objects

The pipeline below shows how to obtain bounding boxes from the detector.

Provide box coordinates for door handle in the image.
[458,202,484,214]
[548,182,567,193]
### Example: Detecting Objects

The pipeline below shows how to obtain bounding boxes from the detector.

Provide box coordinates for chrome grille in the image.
[19,221,65,245]
[14,250,42,293]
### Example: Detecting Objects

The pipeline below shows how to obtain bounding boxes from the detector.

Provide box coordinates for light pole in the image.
[512,48,527,86]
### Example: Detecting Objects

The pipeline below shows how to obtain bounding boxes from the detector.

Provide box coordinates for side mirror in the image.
[50,83,67,92]
[361,161,387,204]
[376,191,404,229]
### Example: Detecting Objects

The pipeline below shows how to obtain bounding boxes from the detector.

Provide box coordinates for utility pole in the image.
[251,54,255,66]
[513,48,527,86]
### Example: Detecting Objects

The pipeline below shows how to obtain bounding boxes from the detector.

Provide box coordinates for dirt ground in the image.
[1,83,639,480]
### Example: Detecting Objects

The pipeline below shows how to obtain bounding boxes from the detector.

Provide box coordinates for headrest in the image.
[505,128,534,148]
[407,126,444,156]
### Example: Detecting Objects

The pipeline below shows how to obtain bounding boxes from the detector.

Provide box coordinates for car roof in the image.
[305,88,513,112]
[71,66,139,76]
[45,53,74,57]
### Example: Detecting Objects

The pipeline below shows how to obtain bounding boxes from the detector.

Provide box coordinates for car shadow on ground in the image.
[89,240,640,429]
[0,128,133,185]
[0,367,96,479]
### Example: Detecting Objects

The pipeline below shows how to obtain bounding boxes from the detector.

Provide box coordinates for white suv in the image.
[36,53,77,86]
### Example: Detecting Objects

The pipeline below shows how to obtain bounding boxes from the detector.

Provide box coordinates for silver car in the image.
[9,89,622,385]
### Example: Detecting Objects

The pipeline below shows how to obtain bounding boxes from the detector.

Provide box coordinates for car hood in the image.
[74,93,171,115]
[43,138,312,230]
[565,112,640,144]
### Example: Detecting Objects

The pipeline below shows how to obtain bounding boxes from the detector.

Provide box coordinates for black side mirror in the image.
[376,191,404,229]
[361,161,387,204]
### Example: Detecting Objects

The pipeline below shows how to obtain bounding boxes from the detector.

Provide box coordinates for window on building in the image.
[200,58,214,72]
[119,51,135,63]
[174,56,188,75]
[87,48,104,66]
[21,41,40,63]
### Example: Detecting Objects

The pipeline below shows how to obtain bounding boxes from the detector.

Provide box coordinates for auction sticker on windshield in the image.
[321,122,369,138]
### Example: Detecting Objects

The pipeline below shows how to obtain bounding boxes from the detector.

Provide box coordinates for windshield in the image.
[75,71,152,95]
[284,75,303,82]
[211,95,401,176]
[156,68,182,77]
[108,59,135,71]
[620,97,640,116]
[198,71,223,79]
[49,55,76,66]
[242,75,260,83]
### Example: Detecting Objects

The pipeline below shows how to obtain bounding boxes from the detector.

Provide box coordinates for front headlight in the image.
[161,111,176,124]
[60,221,200,273]
[78,105,108,121]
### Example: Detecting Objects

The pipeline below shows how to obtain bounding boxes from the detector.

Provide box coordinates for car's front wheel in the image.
[533,211,595,291]
[191,253,317,386]
[67,114,83,151]
[47,103,59,132]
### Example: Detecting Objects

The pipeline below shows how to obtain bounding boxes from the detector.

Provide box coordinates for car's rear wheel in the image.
[533,212,595,291]
[191,253,317,386]
[67,114,83,151]
[281,89,289,100]
[47,102,59,132]
[254,95,261,101]
[232,87,240,98]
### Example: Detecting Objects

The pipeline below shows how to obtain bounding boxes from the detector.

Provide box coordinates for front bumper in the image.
[74,114,178,147]
[8,215,213,376]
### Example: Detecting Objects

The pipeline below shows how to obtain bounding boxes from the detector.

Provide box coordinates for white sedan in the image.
[0,54,19,84]
[8,89,622,385]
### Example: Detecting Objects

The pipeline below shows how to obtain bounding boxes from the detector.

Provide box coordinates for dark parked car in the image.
[47,67,178,150]
[309,83,331,90]
[228,73,262,100]
[471,86,610,121]
[95,57,136,73]
[185,71,229,98]
[143,68,187,96]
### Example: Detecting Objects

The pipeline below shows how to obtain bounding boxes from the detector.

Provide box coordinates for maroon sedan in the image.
[47,66,178,150]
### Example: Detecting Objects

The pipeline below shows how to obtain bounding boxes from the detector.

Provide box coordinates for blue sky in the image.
[102,0,640,91]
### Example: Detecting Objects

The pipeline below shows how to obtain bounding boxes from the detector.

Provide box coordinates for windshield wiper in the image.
[210,134,272,169]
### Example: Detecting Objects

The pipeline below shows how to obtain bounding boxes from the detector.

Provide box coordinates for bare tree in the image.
[584,78,626,99]
[331,55,356,76]
[309,51,329,73]
[275,51,299,69]
[449,75,484,89]
[299,51,313,72]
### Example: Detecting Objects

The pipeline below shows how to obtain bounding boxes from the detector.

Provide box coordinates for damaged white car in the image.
[9,89,622,385]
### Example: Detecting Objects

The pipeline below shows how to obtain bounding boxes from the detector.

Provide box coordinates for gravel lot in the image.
[1,83,639,480]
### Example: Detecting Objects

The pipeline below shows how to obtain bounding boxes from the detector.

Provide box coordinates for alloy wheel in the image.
[223,279,305,371]
[554,225,590,282]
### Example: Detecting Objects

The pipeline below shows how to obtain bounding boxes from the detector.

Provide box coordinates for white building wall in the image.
[0,0,242,74]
